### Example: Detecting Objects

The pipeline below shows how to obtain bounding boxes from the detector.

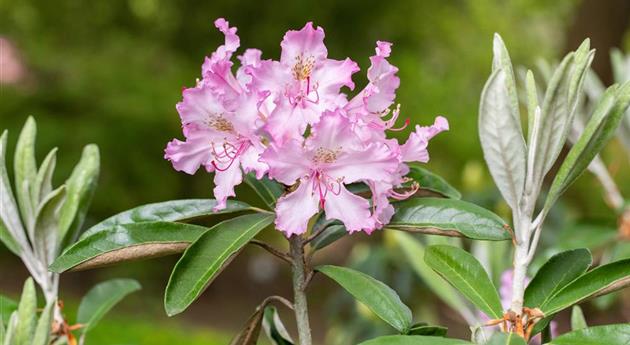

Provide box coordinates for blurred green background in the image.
[1,0,629,344]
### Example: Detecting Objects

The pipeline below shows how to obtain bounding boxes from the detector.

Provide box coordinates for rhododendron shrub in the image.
[48,19,630,345]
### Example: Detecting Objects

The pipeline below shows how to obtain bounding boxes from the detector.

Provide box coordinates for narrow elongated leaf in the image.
[424,245,503,319]
[545,82,630,210]
[570,305,587,331]
[406,165,461,199]
[77,279,141,334]
[229,306,265,345]
[486,333,527,345]
[391,232,472,322]
[310,224,346,250]
[0,295,17,324]
[15,278,36,345]
[358,335,473,345]
[164,213,274,316]
[406,323,447,337]
[58,144,100,244]
[244,173,285,209]
[34,186,66,263]
[32,148,57,205]
[388,198,511,241]
[14,117,37,226]
[541,258,630,314]
[0,131,27,254]
[2,312,18,345]
[31,300,54,345]
[526,70,539,145]
[524,248,592,308]
[262,306,294,345]
[479,67,526,210]
[317,265,413,333]
[546,324,630,345]
[82,199,252,237]
[50,222,210,273]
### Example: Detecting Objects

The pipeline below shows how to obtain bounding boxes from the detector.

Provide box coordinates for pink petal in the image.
[324,185,375,233]
[239,145,268,179]
[264,100,317,145]
[274,180,319,236]
[164,132,214,175]
[262,139,311,185]
[280,22,327,65]
[177,85,228,132]
[311,58,359,98]
[209,18,240,64]
[400,116,449,163]
[212,156,243,211]
[327,143,400,184]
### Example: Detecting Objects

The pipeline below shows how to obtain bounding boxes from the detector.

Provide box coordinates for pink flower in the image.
[262,112,399,235]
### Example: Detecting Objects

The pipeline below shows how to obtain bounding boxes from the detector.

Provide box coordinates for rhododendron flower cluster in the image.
[165,18,448,236]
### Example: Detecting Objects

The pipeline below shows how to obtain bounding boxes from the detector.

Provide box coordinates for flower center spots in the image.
[312,147,340,164]
[206,114,234,133]
[292,55,315,81]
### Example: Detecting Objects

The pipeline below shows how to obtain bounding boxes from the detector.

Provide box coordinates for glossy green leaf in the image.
[316,265,413,333]
[34,186,66,263]
[82,199,252,237]
[524,248,592,308]
[244,173,285,209]
[32,148,57,205]
[309,224,346,250]
[262,306,294,345]
[50,221,210,273]
[391,232,473,322]
[77,279,141,334]
[0,131,25,255]
[406,165,461,199]
[14,117,37,226]
[546,324,630,345]
[58,144,100,244]
[541,258,630,314]
[164,213,273,316]
[406,323,447,337]
[486,333,527,345]
[15,278,36,345]
[0,295,17,325]
[545,82,630,210]
[31,300,54,345]
[570,305,587,331]
[358,335,473,345]
[388,198,511,241]
[424,245,503,319]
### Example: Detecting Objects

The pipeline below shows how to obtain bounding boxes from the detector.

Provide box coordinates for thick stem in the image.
[510,212,533,314]
[289,235,312,345]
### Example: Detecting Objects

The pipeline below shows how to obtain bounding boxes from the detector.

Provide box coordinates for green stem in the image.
[289,235,312,345]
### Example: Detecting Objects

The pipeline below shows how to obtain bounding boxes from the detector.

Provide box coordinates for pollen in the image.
[312,147,340,164]
[207,114,234,133]
[292,54,315,81]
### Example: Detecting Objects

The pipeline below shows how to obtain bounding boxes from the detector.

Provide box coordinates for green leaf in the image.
[244,173,285,209]
[229,305,265,345]
[50,222,210,273]
[485,333,527,345]
[546,324,630,345]
[164,213,274,316]
[2,312,18,345]
[14,117,38,227]
[34,186,66,263]
[77,279,141,334]
[262,306,294,345]
[82,199,253,238]
[424,245,503,319]
[570,305,587,331]
[525,70,539,145]
[15,278,37,345]
[316,265,413,333]
[358,335,473,345]
[58,144,100,244]
[541,258,630,314]
[31,300,54,345]
[406,165,461,199]
[391,232,473,322]
[0,295,17,325]
[387,198,511,241]
[544,82,630,210]
[32,148,57,205]
[524,248,592,308]
[557,224,617,251]
[406,323,448,337]
[0,131,25,255]
[309,224,346,250]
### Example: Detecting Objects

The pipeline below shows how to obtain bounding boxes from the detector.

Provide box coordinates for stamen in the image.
[389,118,410,131]
[389,182,419,200]
[211,141,247,171]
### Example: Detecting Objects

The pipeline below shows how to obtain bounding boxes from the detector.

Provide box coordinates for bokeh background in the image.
[1,0,629,344]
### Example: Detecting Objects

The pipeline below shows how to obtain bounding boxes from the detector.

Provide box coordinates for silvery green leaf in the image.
[479,67,526,210]
[0,131,27,254]
[491,34,523,136]
[1,312,17,345]
[525,70,540,145]
[14,117,38,228]
[31,300,54,345]
[262,306,294,345]
[570,305,587,331]
[34,186,66,263]
[32,148,57,205]
[15,278,37,345]
[58,144,99,245]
